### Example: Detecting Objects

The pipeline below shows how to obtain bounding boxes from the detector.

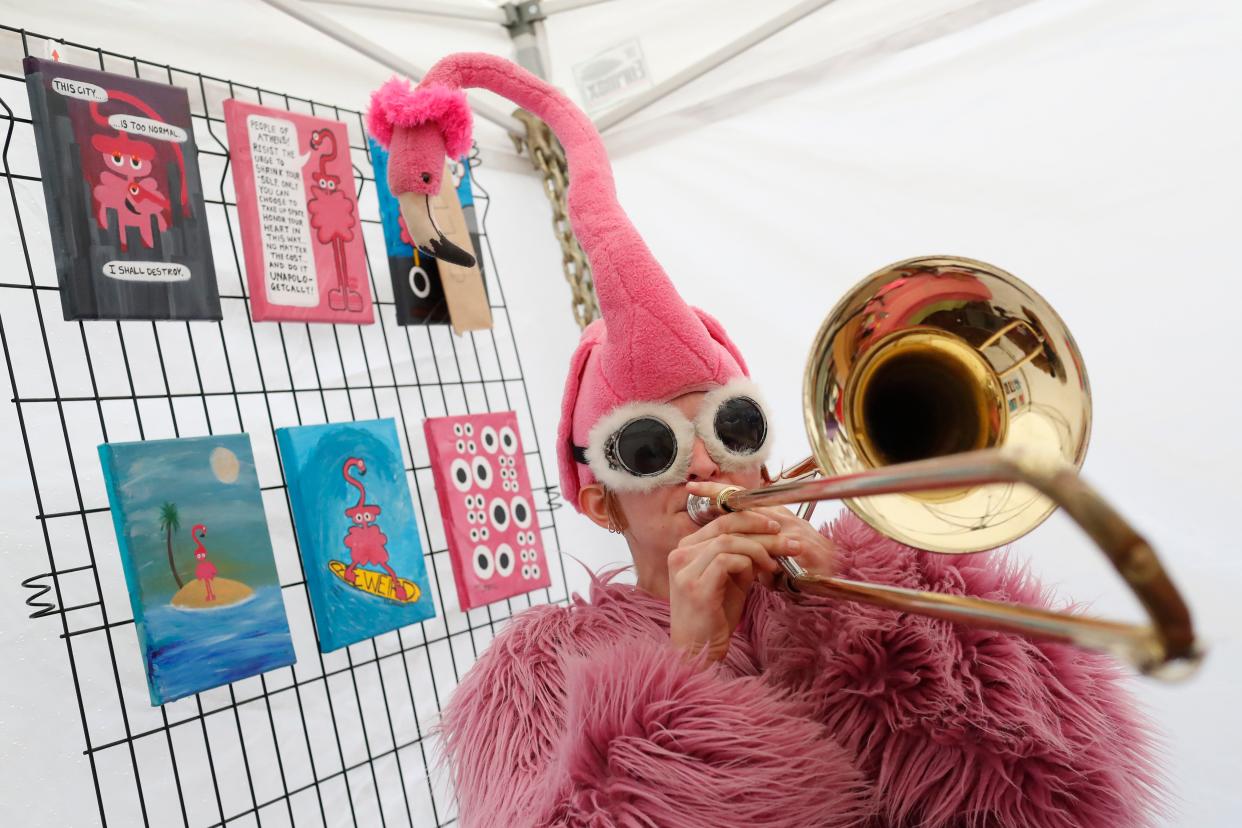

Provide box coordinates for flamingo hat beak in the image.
[367,57,764,512]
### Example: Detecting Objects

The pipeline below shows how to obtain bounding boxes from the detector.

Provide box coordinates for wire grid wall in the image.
[0,25,571,828]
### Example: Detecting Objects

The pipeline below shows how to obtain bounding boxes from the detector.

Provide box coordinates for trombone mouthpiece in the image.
[686,486,744,526]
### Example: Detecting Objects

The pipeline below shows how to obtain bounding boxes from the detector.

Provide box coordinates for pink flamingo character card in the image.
[424,412,551,610]
[223,100,374,324]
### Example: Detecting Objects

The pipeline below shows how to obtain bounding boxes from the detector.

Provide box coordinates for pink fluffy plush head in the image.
[368,77,472,195]
[365,55,763,514]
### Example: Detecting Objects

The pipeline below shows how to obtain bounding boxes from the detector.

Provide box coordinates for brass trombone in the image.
[687,256,1201,679]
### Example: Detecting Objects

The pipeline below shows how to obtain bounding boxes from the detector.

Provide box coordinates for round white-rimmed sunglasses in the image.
[572,379,772,492]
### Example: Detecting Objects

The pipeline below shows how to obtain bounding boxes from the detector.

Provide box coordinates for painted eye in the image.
[472,456,493,490]
[318,177,327,188]
[363,511,372,521]
[531,563,541,579]
[495,543,515,577]
[472,545,494,580]
[479,527,489,540]
[327,180,337,190]
[466,511,476,524]
[408,266,431,298]
[449,458,472,492]
[354,513,364,523]
[455,439,465,453]
[467,441,476,453]
[488,497,510,532]
[521,565,530,579]
[464,424,474,436]
[499,426,517,455]
[454,424,463,437]
[469,528,479,541]
[480,426,498,453]
[511,496,532,528]
[128,184,140,196]
[129,156,141,169]
[111,152,123,165]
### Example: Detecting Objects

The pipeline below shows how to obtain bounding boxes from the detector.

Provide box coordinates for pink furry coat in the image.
[438,512,1160,827]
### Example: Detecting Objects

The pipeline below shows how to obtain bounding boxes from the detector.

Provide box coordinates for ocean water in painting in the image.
[277,418,435,652]
[99,434,296,705]
[144,587,291,703]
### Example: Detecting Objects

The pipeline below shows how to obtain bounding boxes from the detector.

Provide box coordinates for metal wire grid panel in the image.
[0,25,570,828]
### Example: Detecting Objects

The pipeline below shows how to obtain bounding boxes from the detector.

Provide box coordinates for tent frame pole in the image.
[258,0,525,135]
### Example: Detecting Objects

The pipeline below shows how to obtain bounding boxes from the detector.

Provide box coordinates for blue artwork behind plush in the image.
[370,138,412,260]
[98,434,296,706]
[277,418,435,651]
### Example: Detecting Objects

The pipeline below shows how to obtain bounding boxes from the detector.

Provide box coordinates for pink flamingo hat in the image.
[368,53,760,511]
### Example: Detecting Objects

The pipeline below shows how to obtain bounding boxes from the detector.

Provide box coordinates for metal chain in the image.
[512,109,600,330]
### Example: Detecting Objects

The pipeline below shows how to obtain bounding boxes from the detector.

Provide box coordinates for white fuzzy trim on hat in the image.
[695,378,773,472]
[584,401,695,493]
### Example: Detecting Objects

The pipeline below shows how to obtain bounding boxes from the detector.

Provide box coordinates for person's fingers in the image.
[703,551,757,597]
[751,505,800,525]
[684,480,732,499]
[679,509,782,547]
[677,534,781,583]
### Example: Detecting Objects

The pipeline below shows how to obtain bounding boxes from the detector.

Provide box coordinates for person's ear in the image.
[578,483,611,530]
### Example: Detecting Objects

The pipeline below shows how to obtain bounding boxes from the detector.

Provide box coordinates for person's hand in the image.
[668,487,802,664]
[684,481,839,587]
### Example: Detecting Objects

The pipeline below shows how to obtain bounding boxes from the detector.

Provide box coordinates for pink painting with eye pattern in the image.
[224,99,374,324]
[425,411,551,611]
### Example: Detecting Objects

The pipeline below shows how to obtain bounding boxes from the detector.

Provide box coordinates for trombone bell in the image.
[805,256,1090,553]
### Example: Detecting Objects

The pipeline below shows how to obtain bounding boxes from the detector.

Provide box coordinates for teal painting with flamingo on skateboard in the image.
[277,418,435,652]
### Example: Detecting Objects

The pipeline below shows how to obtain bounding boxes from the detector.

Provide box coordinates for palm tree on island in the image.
[159,502,184,588]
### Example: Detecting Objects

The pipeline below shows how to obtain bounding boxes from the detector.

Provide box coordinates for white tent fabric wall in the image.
[1,0,1238,825]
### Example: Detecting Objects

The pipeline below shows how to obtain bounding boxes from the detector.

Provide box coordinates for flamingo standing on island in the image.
[192,523,217,602]
[341,457,407,600]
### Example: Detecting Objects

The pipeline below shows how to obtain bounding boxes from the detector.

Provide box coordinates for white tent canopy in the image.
[3,1,1239,824]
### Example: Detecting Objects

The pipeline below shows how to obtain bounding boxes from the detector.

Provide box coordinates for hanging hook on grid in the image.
[21,573,58,619]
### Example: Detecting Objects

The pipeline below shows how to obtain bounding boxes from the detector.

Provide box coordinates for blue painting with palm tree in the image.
[99,433,296,705]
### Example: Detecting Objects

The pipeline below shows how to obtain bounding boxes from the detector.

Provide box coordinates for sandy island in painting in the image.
[171,578,254,609]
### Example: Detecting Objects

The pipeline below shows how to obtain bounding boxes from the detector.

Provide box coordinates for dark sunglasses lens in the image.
[614,417,677,476]
[715,396,766,454]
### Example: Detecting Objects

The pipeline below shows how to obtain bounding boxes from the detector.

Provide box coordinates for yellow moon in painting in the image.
[210,446,240,483]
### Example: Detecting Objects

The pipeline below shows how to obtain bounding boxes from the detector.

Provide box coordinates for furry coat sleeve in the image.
[751,513,1163,827]
[437,599,871,828]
